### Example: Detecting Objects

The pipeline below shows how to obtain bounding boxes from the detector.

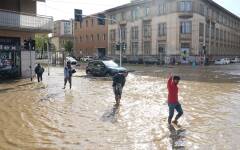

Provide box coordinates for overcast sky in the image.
[37,0,240,20]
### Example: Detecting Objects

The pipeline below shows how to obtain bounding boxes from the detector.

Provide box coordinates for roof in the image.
[205,0,240,20]
[105,0,240,20]
[105,0,151,13]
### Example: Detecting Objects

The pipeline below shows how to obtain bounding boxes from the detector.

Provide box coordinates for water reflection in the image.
[102,105,120,123]
[168,125,186,150]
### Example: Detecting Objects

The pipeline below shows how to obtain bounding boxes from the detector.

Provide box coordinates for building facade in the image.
[106,0,240,64]
[0,0,53,78]
[73,13,108,58]
[51,20,73,52]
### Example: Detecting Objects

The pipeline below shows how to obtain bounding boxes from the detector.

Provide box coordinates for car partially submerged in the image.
[86,60,127,77]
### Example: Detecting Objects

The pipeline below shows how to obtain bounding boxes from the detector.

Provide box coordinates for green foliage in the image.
[35,34,49,52]
[64,41,73,54]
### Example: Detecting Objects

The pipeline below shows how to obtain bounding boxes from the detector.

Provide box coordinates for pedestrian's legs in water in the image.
[63,78,67,89]
[69,77,72,89]
[113,86,120,106]
[37,74,40,82]
[40,74,43,82]
[168,104,175,125]
[173,103,183,124]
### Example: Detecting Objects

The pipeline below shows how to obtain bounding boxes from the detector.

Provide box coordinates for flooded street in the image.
[0,64,240,149]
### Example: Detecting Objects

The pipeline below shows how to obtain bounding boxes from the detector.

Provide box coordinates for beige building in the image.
[73,13,108,58]
[51,20,73,52]
[106,0,240,64]
[0,0,53,78]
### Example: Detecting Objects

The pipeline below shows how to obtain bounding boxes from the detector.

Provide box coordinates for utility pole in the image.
[119,25,122,67]
[47,41,50,76]
[29,40,33,81]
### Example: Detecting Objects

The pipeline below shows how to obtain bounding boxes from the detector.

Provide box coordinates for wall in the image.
[21,50,35,78]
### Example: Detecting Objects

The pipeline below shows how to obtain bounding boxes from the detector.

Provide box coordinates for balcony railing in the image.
[0,9,53,33]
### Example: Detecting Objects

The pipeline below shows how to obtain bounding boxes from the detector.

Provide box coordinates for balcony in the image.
[178,11,193,18]
[0,9,53,33]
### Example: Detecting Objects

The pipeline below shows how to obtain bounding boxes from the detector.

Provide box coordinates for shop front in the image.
[0,37,21,78]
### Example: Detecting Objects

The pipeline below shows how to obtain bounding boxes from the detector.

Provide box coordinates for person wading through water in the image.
[35,64,44,82]
[167,73,183,125]
[112,72,128,106]
[63,61,76,89]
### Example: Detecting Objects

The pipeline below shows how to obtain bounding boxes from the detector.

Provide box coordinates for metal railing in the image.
[0,9,53,32]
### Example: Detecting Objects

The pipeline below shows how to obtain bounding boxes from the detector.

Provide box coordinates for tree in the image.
[35,34,49,59]
[64,41,73,55]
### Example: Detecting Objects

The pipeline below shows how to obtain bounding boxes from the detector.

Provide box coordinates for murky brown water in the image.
[0,64,240,149]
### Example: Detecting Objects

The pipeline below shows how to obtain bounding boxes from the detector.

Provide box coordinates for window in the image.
[131,42,138,55]
[103,34,106,40]
[110,30,116,41]
[144,41,151,55]
[145,7,150,17]
[110,15,116,24]
[143,21,151,38]
[199,23,204,36]
[180,21,192,34]
[91,19,94,26]
[79,22,82,28]
[216,28,219,40]
[158,23,167,36]
[121,12,126,21]
[179,1,192,12]
[200,4,204,16]
[131,26,139,40]
[75,22,77,30]
[97,34,100,40]
[86,35,88,41]
[121,26,127,41]
[91,34,94,41]
[80,36,82,42]
[131,8,138,20]
[159,3,166,15]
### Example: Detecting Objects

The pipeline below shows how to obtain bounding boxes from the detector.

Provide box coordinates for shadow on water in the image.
[101,105,120,123]
[168,125,186,150]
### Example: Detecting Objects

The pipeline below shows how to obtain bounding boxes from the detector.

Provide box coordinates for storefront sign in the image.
[0,37,20,51]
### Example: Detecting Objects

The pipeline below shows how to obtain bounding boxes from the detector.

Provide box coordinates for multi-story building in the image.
[73,13,108,58]
[106,0,240,64]
[51,20,73,51]
[0,0,53,78]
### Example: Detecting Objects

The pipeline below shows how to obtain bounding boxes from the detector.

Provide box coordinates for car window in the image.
[103,60,118,67]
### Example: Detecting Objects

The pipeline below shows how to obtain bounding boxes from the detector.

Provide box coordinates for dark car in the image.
[86,60,127,76]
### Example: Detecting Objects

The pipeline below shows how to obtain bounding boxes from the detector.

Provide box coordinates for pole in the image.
[47,42,50,76]
[119,25,122,67]
[29,41,32,81]
[209,19,212,59]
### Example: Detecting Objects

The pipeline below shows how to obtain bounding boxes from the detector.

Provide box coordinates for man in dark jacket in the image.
[63,61,76,89]
[112,72,128,106]
[35,64,44,82]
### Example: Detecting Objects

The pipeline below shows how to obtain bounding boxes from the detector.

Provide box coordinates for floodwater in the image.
[0,64,240,150]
